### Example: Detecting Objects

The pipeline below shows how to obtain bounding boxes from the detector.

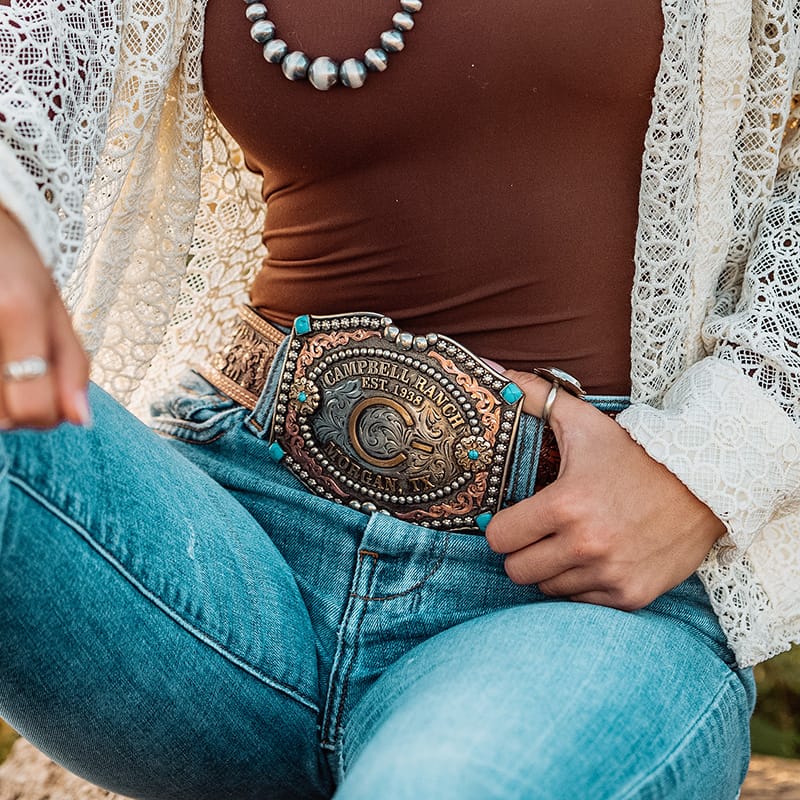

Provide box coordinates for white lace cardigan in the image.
[1,0,799,667]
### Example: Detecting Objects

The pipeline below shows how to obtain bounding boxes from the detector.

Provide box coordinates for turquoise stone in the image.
[475,512,493,532]
[294,315,312,335]
[501,382,523,404]
[468,449,479,460]
[268,442,286,462]
[298,391,308,402]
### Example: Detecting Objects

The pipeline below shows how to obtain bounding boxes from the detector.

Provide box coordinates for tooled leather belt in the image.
[199,306,619,532]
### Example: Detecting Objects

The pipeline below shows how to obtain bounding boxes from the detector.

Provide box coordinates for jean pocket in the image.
[149,371,246,444]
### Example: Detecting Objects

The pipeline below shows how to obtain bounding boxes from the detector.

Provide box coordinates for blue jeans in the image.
[0,370,755,799]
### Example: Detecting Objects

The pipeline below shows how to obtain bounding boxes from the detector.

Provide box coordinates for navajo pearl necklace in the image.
[243,0,423,90]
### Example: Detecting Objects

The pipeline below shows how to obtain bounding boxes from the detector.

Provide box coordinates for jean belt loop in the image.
[248,335,291,438]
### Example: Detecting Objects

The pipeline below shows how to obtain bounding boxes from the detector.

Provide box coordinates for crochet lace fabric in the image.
[0,0,799,665]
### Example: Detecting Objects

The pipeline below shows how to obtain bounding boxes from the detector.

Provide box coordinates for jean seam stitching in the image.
[150,428,229,445]
[149,410,239,430]
[149,407,246,439]
[616,671,745,799]
[320,569,366,747]
[331,553,379,766]
[321,551,379,753]
[321,552,374,747]
[350,532,450,601]
[339,654,433,777]
[7,471,320,715]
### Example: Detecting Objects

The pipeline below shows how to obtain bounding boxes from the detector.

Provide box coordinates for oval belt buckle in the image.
[267,312,525,531]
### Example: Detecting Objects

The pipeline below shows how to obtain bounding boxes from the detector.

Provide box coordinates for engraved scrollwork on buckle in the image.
[269,313,524,530]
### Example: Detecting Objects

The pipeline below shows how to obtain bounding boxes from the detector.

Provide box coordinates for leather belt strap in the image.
[198,305,285,411]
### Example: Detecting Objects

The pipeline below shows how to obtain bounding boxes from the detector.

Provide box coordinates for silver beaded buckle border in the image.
[244,0,423,90]
[267,312,525,531]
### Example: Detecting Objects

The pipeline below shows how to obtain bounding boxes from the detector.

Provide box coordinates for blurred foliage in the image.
[751,646,800,759]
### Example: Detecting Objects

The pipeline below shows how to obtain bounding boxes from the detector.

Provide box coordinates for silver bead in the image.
[340,58,367,88]
[392,11,414,31]
[282,51,310,81]
[245,2,268,21]
[250,19,275,43]
[364,47,389,71]
[380,29,404,52]
[400,0,422,10]
[263,38,287,63]
[309,56,339,90]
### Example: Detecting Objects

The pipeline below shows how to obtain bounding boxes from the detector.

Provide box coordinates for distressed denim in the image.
[0,364,755,799]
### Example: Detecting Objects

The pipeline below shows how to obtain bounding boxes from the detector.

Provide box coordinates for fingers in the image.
[502,369,551,419]
[486,482,585,553]
[0,302,91,429]
[486,494,553,554]
[537,570,650,612]
[0,292,59,428]
[493,498,614,587]
[500,530,576,585]
[498,527,655,611]
[0,209,90,430]
[0,283,89,430]
[535,566,629,606]
[503,368,596,439]
[51,297,91,426]
[567,588,653,613]
[537,567,601,599]
[486,487,593,586]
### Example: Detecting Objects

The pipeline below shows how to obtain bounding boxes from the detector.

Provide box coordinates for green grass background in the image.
[1,646,798,766]
[751,646,800,758]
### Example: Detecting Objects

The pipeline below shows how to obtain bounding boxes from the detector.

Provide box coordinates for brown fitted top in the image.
[203,1,663,394]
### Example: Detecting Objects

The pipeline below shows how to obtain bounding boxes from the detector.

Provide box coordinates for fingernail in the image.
[73,390,93,428]
[483,358,506,374]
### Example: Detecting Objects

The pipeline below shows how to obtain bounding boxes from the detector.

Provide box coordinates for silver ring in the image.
[541,383,559,426]
[1,356,49,381]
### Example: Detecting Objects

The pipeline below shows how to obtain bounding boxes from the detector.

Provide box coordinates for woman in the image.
[0,0,796,797]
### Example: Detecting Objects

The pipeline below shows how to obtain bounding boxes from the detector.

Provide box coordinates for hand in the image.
[485,370,725,610]
[0,208,90,429]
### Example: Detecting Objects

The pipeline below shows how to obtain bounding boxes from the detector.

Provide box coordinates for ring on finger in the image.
[531,366,587,426]
[541,383,559,426]
[2,356,50,381]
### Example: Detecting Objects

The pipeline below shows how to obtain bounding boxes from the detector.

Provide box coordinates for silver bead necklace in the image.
[243,0,423,90]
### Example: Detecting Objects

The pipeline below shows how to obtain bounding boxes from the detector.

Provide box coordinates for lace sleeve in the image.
[0,0,120,286]
[617,81,800,553]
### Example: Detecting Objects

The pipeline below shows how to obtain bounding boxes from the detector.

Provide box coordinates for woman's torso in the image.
[202,0,663,394]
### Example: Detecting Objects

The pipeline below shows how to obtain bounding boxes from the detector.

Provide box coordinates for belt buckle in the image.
[268,313,524,531]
